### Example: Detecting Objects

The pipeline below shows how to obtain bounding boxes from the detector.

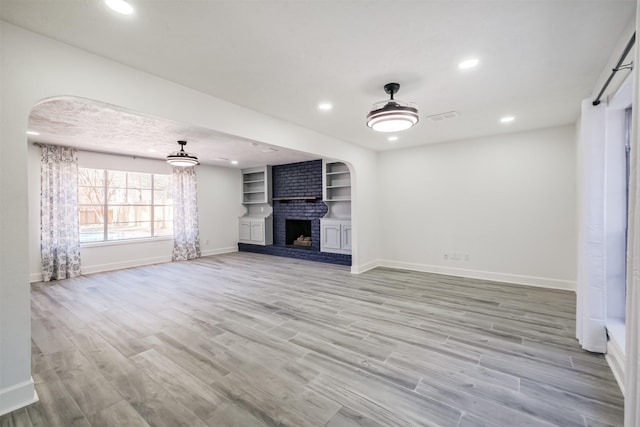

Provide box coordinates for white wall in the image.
[0,22,380,415]
[197,162,246,256]
[377,125,577,290]
[0,20,39,416]
[27,146,243,282]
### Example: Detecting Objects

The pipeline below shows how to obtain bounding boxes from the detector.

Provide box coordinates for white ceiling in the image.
[1,0,636,157]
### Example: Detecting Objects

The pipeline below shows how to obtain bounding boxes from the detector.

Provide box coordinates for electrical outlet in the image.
[444,252,469,261]
[205,239,210,245]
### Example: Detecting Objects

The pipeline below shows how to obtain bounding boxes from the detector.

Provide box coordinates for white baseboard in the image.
[30,247,240,282]
[376,259,576,291]
[80,255,171,276]
[30,256,171,282]
[201,246,238,257]
[606,333,625,396]
[0,377,38,416]
[29,272,43,283]
[351,259,380,274]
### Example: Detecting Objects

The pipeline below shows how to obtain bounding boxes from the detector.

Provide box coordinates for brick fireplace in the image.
[272,159,325,250]
[238,159,351,266]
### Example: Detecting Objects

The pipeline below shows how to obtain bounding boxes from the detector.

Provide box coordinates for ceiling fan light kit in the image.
[166,140,199,166]
[366,82,419,133]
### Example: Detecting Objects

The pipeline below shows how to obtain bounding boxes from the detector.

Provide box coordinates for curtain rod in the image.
[593,32,635,106]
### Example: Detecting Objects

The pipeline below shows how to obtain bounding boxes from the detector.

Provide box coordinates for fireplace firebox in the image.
[285,219,312,248]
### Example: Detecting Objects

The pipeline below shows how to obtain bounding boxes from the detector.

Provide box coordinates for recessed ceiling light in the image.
[458,58,479,69]
[231,160,239,165]
[105,0,134,15]
[388,136,398,142]
[318,103,333,111]
[500,116,515,123]
[261,148,278,153]
[216,157,229,161]
[147,148,157,153]
[26,130,40,136]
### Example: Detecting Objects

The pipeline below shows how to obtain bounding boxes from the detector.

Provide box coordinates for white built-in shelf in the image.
[322,160,351,254]
[239,166,273,246]
[241,166,272,205]
[243,171,265,180]
[323,160,351,220]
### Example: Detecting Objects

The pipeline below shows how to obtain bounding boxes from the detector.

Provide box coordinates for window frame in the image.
[78,168,173,244]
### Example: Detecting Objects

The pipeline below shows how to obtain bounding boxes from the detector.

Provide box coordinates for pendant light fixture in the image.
[166,140,199,166]
[366,83,419,132]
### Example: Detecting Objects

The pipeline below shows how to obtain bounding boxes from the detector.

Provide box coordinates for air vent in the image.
[425,111,459,122]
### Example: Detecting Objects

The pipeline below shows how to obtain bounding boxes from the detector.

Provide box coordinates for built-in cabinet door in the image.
[322,223,342,250]
[250,221,264,243]
[320,219,352,254]
[342,224,352,251]
[239,217,272,246]
[239,219,251,241]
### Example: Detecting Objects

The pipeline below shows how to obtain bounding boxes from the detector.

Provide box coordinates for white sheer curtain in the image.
[624,12,639,425]
[40,145,81,282]
[576,99,608,353]
[172,166,201,261]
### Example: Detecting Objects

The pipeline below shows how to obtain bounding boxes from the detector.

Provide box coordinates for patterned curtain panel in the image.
[172,166,201,261]
[40,145,81,281]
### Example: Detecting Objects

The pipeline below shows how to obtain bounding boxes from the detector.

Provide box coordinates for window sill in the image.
[81,236,174,248]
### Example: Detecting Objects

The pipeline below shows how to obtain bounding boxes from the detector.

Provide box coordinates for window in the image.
[78,168,173,243]
[603,78,632,353]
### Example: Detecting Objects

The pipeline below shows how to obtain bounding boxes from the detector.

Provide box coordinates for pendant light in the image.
[166,140,199,166]
[366,83,419,132]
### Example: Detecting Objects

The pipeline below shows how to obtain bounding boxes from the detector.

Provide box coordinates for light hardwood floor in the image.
[0,252,624,427]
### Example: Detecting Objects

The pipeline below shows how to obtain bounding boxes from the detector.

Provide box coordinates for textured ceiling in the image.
[28,97,318,168]
[2,0,636,154]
